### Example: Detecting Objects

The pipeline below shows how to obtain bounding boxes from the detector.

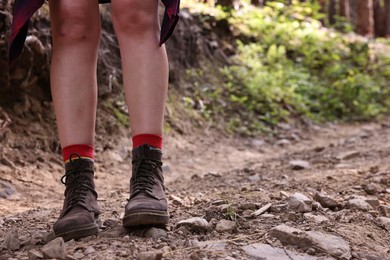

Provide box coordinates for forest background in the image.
[0,0,390,136]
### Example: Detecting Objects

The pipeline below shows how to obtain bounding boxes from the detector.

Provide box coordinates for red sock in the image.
[132,134,162,149]
[62,144,94,163]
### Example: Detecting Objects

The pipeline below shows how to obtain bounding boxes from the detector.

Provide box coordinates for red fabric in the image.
[62,144,94,162]
[132,134,162,149]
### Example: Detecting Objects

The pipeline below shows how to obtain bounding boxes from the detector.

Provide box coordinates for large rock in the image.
[41,237,67,260]
[242,243,317,260]
[268,225,351,259]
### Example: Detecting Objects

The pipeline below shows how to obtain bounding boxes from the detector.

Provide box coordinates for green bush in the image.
[219,1,390,131]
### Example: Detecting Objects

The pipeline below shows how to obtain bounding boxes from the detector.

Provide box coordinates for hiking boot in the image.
[123,144,169,227]
[53,155,100,241]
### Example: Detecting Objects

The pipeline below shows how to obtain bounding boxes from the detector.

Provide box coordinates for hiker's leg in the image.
[49,0,101,147]
[111,0,169,137]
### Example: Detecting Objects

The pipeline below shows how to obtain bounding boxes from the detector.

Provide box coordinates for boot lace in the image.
[60,154,96,215]
[131,158,162,199]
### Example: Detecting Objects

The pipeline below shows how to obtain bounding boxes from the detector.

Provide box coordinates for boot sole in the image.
[54,221,99,241]
[122,210,169,227]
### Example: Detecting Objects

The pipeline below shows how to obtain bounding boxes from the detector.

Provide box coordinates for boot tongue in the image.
[132,144,162,162]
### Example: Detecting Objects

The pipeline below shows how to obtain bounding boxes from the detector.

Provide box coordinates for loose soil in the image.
[1,110,390,259]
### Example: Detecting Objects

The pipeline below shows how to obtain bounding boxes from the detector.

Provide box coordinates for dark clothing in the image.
[8,0,180,65]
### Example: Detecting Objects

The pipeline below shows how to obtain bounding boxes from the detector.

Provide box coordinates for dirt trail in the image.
[1,119,390,259]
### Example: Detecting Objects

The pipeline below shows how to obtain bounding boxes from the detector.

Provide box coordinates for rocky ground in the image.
[1,116,390,259]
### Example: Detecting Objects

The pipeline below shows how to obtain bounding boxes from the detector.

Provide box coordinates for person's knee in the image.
[112,0,159,37]
[51,8,101,45]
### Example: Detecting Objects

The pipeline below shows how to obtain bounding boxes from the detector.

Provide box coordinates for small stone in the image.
[347,198,372,211]
[99,226,128,238]
[215,220,237,234]
[84,246,96,255]
[242,243,317,260]
[379,205,390,217]
[41,237,67,260]
[211,199,226,206]
[377,217,390,231]
[252,203,272,216]
[239,202,257,210]
[363,183,381,195]
[28,249,44,260]
[313,192,340,209]
[261,213,275,219]
[162,164,172,174]
[0,180,17,199]
[270,203,288,213]
[1,229,20,250]
[193,240,227,251]
[144,227,168,239]
[176,217,210,232]
[335,150,360,160]
[303,213,329,223]
[268,225,351,259]
[137,251,162,260]
[169,195,184,206]
[276,139,291,146]
[289,160,310,170]
[287,193,312,213]
[365,197,380,208]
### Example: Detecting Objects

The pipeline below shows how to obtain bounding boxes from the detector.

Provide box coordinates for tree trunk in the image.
[328,0,337,25]
[385,0,390,37]
[357,0,374,37]
[339,0,350,21]
[373,0,386,37]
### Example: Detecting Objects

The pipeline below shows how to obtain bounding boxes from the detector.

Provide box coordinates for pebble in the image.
[379,205,390,217]
[289,160,310,170]
[242,243,317,260]
[335,150,360,160]
[99,226,128,238]
[365,197,380,208]
[363,183,381,195]
[303,213,329,224]
[176,217,210,232]
[313,192,340,209]
[1,229,20,250]
[215,220,237,233]
[137,251,162,260]
[84,246,96,255]
[286,193,312,213]
[193,240,227,251]
[0,180,17,199]
[41,237,67,260]
[28,249,43,260]
[346,198,373,211]
[169,194,184,206]
[144,227,168,239]
[252,203,272,216]
[269,224,351,259]
[376,217,390,231]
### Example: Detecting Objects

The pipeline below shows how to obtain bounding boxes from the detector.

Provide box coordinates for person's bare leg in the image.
[49,0,101,241]
[111,0,168,137]
[111,0,170,227]
[50,0,101,147]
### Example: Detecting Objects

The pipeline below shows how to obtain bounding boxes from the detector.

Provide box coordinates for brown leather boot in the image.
[123,144,169,227]
[53,156,100,241]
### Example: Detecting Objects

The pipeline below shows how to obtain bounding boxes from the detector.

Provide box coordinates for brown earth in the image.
[1,102,390,259]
